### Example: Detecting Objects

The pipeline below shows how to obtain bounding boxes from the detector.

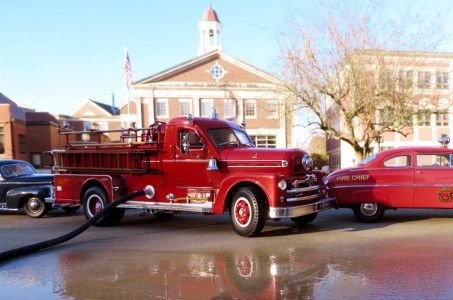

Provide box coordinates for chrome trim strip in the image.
[228,165,282,168]
[269,197,335,219]
[118,200,213,213]
[44,196,55,203]
[286,185,320,193]
[287,193,321,203]
[331,183,453,189]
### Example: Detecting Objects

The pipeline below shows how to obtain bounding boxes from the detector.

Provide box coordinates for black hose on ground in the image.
[0,186,154,263]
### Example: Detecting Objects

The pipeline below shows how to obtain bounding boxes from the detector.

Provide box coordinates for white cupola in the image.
[198,5,223,56]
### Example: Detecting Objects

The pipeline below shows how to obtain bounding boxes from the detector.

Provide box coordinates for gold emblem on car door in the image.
[438,187,453,203]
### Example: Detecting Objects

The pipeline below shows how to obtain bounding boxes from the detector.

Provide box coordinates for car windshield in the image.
[1,163,36,178]
[358,153,377,165]
[208,128,254,148]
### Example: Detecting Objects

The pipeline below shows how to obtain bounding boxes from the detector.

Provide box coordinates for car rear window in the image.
[384,155,412,167]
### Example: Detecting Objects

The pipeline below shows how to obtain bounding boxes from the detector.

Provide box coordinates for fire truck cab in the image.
[51,112,335,236]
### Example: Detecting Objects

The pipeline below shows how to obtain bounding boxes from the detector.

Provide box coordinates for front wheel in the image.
[83,186,124,227]
[24,196,47,218]
[353,202,385,223]
[230,187,267,237]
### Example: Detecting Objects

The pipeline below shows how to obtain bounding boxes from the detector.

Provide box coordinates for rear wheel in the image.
[353,202,385,223]
[230,187,266,237]
[83,186,124,226]
[24,196,47,218]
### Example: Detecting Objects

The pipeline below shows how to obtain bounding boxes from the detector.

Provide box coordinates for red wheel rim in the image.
[234,197,251,227]
[236,254,253,277]
[88,195,103,216]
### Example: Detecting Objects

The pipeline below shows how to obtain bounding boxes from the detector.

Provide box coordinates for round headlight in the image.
[323,176,328,185]
[302,155,313,171]
[278,179,287,191]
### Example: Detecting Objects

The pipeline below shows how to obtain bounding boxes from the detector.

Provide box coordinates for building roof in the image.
[90,99,120,115]
[0,92,26,121]
[134,49,281,85]
[26,112,60,125]
[201,5,220,23]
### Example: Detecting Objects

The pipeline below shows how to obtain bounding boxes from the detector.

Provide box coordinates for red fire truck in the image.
[50,113,335,236]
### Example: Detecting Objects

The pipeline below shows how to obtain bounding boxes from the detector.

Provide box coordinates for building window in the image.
[436,72,449,89]
[244,100,256,118]
[224,99,236,119]
[379,70,395,90]
[249,135,277,148]
[200,99,213,117]
[418,110,431,126]
[97,122,108,131]
[267,101,278,119]
[0,126,4,154]
[417,71,431,89]
[179,99,192,116]
[398,70,412,89]
[210,63,225,80]
[156,99,168,118]
[19,135,26,154]
[436,111,449,126]
[84,122,93,131]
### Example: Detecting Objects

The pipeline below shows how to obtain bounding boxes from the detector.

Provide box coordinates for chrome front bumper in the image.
[268,197,336,219]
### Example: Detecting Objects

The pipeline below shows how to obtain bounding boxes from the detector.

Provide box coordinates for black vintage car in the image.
[0,159,56,217]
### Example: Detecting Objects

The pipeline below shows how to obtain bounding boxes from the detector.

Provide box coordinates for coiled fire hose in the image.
[0,185,155,263]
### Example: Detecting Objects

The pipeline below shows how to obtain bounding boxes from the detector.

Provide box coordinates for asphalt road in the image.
[2,207,453,299]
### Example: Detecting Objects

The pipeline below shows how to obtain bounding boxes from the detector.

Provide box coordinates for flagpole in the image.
[123,46,133,127]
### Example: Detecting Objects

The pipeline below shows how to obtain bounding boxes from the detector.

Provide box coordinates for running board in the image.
[118,201,213,213]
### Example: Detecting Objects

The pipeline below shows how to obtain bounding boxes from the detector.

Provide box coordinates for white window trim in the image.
[200,99,214,117]
[244,100,257,119]
[224,99,236,119]
[267,100,278,119]
[156,99,169,118]
[179,99,192,116]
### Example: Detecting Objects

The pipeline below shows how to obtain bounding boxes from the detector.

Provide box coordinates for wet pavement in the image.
[2,207,453,299]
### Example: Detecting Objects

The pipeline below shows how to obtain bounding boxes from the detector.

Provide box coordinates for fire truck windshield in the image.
[208,128,254,148]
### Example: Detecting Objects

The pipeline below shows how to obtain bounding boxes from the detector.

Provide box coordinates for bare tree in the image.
[277,0,447,161]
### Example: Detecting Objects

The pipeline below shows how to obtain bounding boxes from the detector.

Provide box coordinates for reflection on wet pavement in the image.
[2,209,453,299]
[2,237,453,299]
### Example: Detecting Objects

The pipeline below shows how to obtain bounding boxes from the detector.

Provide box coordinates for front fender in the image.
[211,173,277,214]
[5,186,51,209]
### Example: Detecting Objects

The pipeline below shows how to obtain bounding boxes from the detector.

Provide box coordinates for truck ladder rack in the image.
[52,148,161,174]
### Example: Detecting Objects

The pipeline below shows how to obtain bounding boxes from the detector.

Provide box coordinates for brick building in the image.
[327,51,453,170]
[0,93,27,161]
[129,5,292,148]
[0,5,296,164]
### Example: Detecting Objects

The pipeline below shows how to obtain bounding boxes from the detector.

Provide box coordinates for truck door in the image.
[165,128,211,189]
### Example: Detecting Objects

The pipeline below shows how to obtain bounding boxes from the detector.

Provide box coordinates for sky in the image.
[1,0,453,116]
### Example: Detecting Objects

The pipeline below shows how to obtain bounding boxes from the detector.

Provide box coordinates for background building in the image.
[327,51,453,170]
[131,5,292,148]
[0,93,27,161]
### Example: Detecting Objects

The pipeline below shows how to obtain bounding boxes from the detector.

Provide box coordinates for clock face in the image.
[210,64,225,79]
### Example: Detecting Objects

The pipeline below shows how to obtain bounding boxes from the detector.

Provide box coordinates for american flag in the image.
[124,47,133,90]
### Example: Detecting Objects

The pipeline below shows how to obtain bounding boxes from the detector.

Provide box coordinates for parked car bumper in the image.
[269,197,336,219]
